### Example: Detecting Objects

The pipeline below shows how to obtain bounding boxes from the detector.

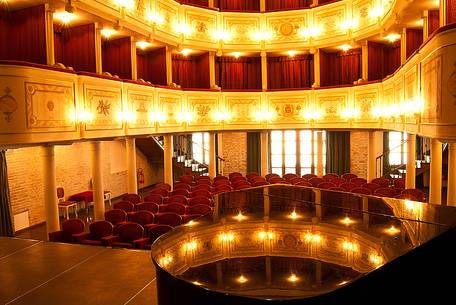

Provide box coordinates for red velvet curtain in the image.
[216,56,262,89]
[54,24,96,72]
[265,0,310,11]
[267,55,314,89]
[428,10,440,36]
[320,51,339,86]
[318,0,338,5]
[217,0,260,11]
[406,29,423,59]
[384,41,401,76]
[102,37,132,79]
[137,47,167,85]
[0,5,47,64]
[368,42,385,81]
[177,0,209,6]
[172,53,210,88]
[339,49,361,84]
[448,0,456,24]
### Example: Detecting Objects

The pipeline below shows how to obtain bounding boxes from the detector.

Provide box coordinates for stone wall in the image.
[220,132,247,175]
[350,131,369,179]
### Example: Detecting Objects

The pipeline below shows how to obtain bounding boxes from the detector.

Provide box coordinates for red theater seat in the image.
[170,189,190,197]
[178,175,194,183]
[374,187,398,197]
[342,173,358,181]
[73,221,113,246]
[105,209,128,226]
[129,211,155,226]
[188,196,212,206]
[113,201,135,213]
[317,182,336,189]
[372,177,391,188]
[167,195,188,205]
[309,177,325,187]
[143,194,164,204]
[229,172,243,180]
[151,212,182,227]
[323,173,339,181]
[192,184,212,192]
[174,182,192,191]
[295,181,312,187]
[136,202,159,213]
[302,173,317,180]
[144,225,174,248]
[186,204,212,215]
[191,189,212,198]
[363,183,382,193]
[103,223,147,249]
[351,187,372,195]
[149,188,169,197]
[283,173,298,181]
[154,182,171,191]
[48,219,85,243]
[122,193,141,204]
[350,177,367,186]
[159,203,187,215]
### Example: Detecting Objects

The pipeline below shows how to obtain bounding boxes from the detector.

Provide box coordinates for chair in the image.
[330,177,346,186]
[351,187,372,195]
[265,173,280,180]
[252,180,269,187]
[160,203,186,215]
[48,219,85,243]
[214,179,231,187]
[213,175,229,182]
[178,175,194,184]
[269,177,286,184]
[214,184,232,192]
[143,193,164,204]
[309,177,325,187]
[323,173,339,181]
[290,177,305,185]
[342,173,358,181]
[372,177,391,188]
[192,184,212,192]
[186,204,212,215]
[170,189,190,197]
[113,201,135,213]
[234,184,251,190]
[229,172,243,180]
[340,183,357,191]
[232,180,251,188]
[283,173,298,181]
[191,189,212,198]
[246,172,259,181]
[295,181,312,187]
[394,178,406,189]
[57,187,78,220]
[188,196,212,206]
[174,182,192,191]
[350,177,368,186]
[317,182,336,189]
[167,195,188,205]
[328,186,345,191]
[374,187,398,197]
[154,182,171,191]
[129,210,155,226]
[105,209,128,225]
[103,223,148,249]
[149,187,169,197]
[135,202,159,213]
[302,173,317,180]
[150,212,182,227]
[231,176,247,184]
[73,221,113,246]
[122,193,141,204]
[144,225,174,249]
[196,175,211,182]
[194,179,211,186]
[362,183,382,193]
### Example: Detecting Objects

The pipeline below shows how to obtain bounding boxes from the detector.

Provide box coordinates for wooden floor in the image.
[0,237,158,305]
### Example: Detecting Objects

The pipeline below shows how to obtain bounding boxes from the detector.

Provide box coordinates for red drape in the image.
[318,0,338,5]
[102,37,132,79]
[320,49,361,86]
[216,56,262,89]
[428,10,440,36]
[267,55,314,89]
[137,47,167,85]
[172,53,210,88]
[265,0,310,11]
[177,0,209,6]
[54,23,96,72]
[217,0,260,11]
[0,5,46,64]
[448,0,456,24]
[368,42,401,80]
[384,41,401,77]
[406,29,423,59]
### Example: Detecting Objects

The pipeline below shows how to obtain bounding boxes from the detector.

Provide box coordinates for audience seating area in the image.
[48,172,425,249]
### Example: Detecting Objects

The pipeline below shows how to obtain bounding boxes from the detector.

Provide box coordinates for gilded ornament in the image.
[97,99,111,116]
[0,87,17,123]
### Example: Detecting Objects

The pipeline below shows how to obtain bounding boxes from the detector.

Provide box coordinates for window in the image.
[389,132,407,166]
[270,130,326,176]
[192,132,209,164]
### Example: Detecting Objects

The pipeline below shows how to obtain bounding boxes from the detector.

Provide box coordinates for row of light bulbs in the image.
[71,97,423,124]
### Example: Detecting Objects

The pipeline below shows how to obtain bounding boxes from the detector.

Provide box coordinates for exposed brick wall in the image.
[221,132,247,175]
[6,140,160,229]
[350,131,369,179]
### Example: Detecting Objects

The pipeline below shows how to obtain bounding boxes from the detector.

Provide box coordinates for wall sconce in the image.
[369,253,383,267]
[250,30,273,42]
[146,10,164,26]
[340,18,359,32]
[369,6,384,20]
[304,232,321,243]
[342,240,358,251]
[385,33,401,43]
[340,107,360,120]
[219,232,235,242]
[183,240,197,252]
[149,111,167,124]
[76,110,95,123]
[174,22,193,37]
[53,11,76,24]
[254,111,275,122]
[212,30,232,43]
[117,110,137,123]
[114,0,135,10]
[213,111,232,122]
[257,230,274,240]
[101,28,118,39]
[176,111,194,123]
[299,26,322,39]
[301,109,322,121]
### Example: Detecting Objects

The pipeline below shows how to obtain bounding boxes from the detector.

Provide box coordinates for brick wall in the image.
[350,131,369,179]
[220,132,247,175]
[6,140,160,229]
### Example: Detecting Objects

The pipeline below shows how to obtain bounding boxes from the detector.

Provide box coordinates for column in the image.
[316,131,324,176]
[95,23,103,74]
[429,139,442,204]
[440,0,447,27]
[447,143,456,206]
[91,142,105,220]
[208,132,217,179]
[209,51,216,88]
[361,41,368,81]
[261,51,268,90]
[314,189,322,219]
[165,46,173,85]
[130,37,138,80]
[312,49,321,87]
[400,28,407,65]
[423,10,430,41]
[367,131,377,181]
[42,145,60,236]
[312,0,318,7]
[44,4,55,65]
[208,0,215,8]
[260,131,269,176]
[406,134,416,189]
[163,134,174,187]
[260,0,266,12]
[126,138,137,194]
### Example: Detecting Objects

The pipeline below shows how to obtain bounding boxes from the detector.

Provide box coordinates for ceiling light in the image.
[414,18,424,26]
[136,40,152,50]
[341,18,359,31]
[237,275,248,284]
[100,28,117,39]
[287,50,298,57]
[181,49,192,56]
[385,33,401,43]
[287,274,299,283]
[53,11,76,24]
[234,211,246,221]
[369,6,384,19]
[338,44,352,52]
[299,26,322,38]
[213,30,232,42]
[146,10,164,25]
[114,0,135,10]
[231,52,241,59]
[341,216,354,225]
